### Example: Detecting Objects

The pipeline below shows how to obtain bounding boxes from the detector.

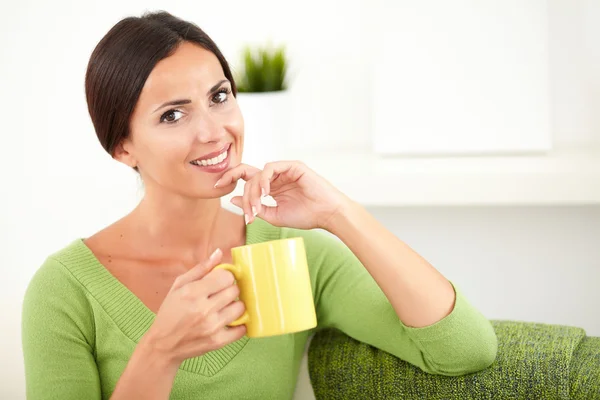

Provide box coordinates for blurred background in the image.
[1,0,599,398]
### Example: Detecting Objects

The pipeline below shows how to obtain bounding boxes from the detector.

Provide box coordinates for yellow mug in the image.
[214,237,317,338]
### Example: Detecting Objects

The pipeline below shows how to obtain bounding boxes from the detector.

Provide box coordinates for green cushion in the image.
[570,336,600,399]
[308,321,596,399]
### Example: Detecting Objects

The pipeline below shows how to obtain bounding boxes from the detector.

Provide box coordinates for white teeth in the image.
[191,149,228,167]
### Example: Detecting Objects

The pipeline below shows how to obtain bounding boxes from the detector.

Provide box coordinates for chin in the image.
[193,180,238,201]
[216,181,238,196]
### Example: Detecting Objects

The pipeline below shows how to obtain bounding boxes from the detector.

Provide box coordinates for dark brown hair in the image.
[85,11,237,156]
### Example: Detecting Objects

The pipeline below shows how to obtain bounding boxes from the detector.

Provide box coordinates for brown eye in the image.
[160,109,183,124]
[213,92,227,103]
[212,87,231,105]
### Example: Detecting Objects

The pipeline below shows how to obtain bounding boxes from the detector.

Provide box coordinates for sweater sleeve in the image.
[22,257,102,399]
[283,228,498,376]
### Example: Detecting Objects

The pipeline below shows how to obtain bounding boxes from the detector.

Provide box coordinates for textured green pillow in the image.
[570,336,600,399]
[308,321,594,400]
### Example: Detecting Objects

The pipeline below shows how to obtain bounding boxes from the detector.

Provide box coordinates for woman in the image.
[22,11,497,400]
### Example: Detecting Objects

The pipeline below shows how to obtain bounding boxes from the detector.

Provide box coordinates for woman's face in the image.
[119,41,244,198]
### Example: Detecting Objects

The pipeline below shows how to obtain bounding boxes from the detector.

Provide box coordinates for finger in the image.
[260,161,299,196]
[223,325,247,341]
[199,268,236,296]
[230,196,243,209]
[242,178,254,224]
[214,163,260,188]
[174,271,235,306]
[242,175,261,224]
[172,248,222,290]
[219,299,246,325]
[211,325,247,348]
[255,204,280,226]
[230,195,260,224]
[249,176,263,219]
[208,283,241,312]
[244,178,263,224]
[259,176,271,199]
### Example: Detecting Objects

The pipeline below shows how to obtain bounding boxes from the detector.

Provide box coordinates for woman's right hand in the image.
[143,248,247,366]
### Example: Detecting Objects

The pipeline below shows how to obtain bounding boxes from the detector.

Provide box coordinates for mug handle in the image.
[213,263,250,326]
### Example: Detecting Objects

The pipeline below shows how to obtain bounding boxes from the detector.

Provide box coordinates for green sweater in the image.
[22,218,497,399]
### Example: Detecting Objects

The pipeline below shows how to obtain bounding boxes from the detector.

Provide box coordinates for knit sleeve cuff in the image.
[400,282,486,342]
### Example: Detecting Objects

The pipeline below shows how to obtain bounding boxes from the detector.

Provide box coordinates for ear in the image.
[113,139,138,169]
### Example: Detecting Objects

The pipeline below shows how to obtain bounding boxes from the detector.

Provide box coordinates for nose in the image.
[194,112,226,144]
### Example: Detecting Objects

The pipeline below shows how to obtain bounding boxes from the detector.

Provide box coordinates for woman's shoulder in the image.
[37,238,95,273]
[24,239,95,307]
[22,240,97,349]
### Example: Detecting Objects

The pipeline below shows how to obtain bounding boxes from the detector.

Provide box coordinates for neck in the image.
[127,189,244,263]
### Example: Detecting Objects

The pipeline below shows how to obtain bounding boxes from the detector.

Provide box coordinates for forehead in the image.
[138,42,225,108]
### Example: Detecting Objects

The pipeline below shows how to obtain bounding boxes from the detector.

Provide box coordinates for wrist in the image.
[320,196,360,234]
[138,330,181,376]
[111,330,181,399]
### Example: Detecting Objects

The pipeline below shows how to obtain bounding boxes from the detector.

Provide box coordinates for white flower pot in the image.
[236,91,290,168]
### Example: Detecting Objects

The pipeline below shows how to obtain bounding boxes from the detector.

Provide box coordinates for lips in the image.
[188,142,232,174]
[190,143,231,166]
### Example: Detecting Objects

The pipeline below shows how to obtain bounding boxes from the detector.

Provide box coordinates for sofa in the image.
[308,320,600,399]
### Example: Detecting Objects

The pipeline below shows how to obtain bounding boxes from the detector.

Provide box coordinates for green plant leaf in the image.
[236,44,288,92]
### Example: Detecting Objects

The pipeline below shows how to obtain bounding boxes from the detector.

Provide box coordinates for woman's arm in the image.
[24,250,245,399]
[23,259,180,400]
[322,199,455,328]
[283,226,497,376]
[110,334,179,400]
[22,258,102,399]
[24,258,181,400]
[221,161,497,374]
[112,248,246,399]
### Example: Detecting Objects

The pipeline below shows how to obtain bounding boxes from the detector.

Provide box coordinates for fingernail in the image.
[261,188,266,197]
[252,206,258,217]
[210,248,222,259]
[214,179,221,188]
[244,214,250,225]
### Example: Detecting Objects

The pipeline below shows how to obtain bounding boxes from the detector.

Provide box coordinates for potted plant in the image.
[234,44,291,168]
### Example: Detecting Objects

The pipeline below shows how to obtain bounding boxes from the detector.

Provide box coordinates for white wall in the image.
[1,1,599,399]
[369,206,600,335]
[550,0,600,147]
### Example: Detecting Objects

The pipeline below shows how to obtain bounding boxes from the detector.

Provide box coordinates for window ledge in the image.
[284,146,600,207]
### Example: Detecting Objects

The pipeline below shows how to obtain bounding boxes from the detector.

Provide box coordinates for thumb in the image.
[171,248,222,290]
[230,196,243,209]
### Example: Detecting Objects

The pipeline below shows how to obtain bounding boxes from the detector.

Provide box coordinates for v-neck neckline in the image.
[66,218,280,376]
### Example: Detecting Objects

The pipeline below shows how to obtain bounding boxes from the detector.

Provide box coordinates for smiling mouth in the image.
[190,144,230,166]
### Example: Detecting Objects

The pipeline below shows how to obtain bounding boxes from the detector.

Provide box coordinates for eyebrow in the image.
[207,79,229,95]
[152,99,191,113]
[152,79,231,113]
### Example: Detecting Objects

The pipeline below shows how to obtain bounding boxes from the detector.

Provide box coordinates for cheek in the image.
[223,102,244,139]
[226,109,244,161]
[140,129,193,167]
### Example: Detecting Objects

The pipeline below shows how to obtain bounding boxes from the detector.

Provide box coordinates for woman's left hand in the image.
[214,161,349,230]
